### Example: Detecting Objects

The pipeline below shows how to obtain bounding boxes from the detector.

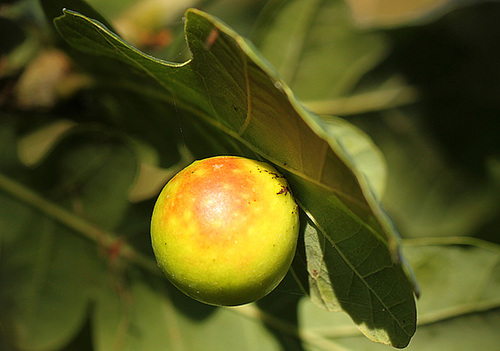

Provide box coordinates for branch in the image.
[0,172,160,275]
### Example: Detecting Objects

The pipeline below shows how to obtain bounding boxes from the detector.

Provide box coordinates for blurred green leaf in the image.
[365,111,500,238]
[253,0,388,102]
[0,120,140,350]
[17,119,76,167]
[92,274,185,351]
[403,239,500,322]
[0,16,40,76]
[30,127,138,231]
[52,7,417,347]
[0,178,101,351]
[93,273,283,351]
[0,17,26,56]
[344,0,476,28]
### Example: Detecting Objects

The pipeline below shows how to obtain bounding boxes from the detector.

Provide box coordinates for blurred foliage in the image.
[1,0,499,350]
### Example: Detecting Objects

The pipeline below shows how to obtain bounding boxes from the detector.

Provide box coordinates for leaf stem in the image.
[0,172,160,275]
[402,236,500,252]
[303,85,420,116]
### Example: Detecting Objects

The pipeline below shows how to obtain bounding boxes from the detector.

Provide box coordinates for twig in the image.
[0,172,160,275]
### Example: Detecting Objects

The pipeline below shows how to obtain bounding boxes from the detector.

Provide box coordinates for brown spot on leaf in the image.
[205,27,219,49]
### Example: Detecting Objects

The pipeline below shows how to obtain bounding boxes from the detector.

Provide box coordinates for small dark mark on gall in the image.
[277,186,290,196]
[269,171,285,180]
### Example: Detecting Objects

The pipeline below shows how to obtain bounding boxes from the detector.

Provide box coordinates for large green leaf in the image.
[53,8,417,347]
